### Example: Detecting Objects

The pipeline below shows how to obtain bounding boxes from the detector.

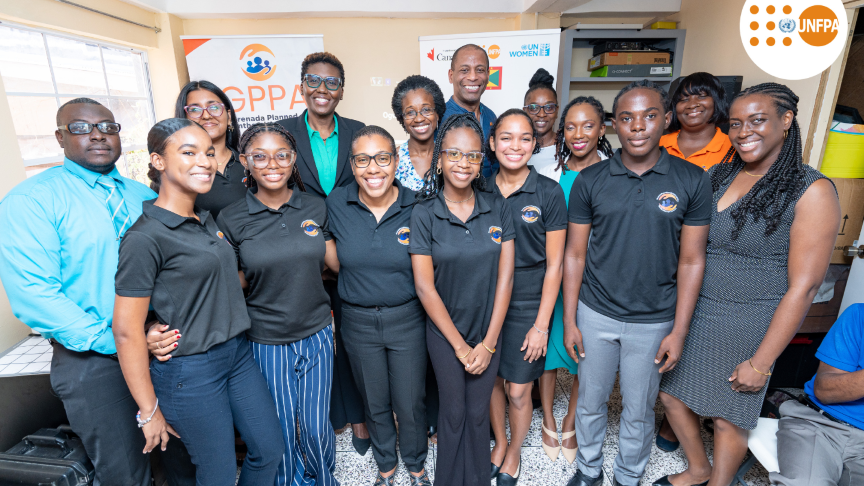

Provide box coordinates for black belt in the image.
[48,339,118,360]
[799,395,855,429]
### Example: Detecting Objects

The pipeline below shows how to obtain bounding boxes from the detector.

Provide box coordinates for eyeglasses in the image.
[57,122,121,135]
[440,149,484,165]
[184,103,225,119]
[303,74,342,91]
[523,103,558,115]
[403,107,436,120]
[242,151,296,169]
[351,152,394,168]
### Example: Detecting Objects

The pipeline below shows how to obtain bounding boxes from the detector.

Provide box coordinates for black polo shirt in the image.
[326,180,418,308]
[409,190,515,344]
[486,167,568,300]
[115,200,251,357]
[216,189,332,345]
[568,148,712,323]
[197,151,246,219]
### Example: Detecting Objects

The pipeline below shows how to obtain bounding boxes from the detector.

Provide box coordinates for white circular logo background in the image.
[740,0,847,80]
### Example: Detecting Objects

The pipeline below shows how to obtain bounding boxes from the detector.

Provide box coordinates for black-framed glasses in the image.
[403,107,436,120]
[184,103,225,119]
[57,122,121,135]
[351,152,394,168]
[523,103,558,115]
[440,149,483,165]
[303,74,342,91]
[242,151,296,169]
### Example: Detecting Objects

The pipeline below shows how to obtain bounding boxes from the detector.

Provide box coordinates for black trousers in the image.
[427,327,502,486]
[50,343,196,486]
[325,280,366,429]
[341,299,428,473]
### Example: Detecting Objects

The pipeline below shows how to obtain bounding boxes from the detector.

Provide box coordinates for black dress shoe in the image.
[497,459,520,486]
[566,470,602,486]
[652,475,709,486]
[491,462,501,480]
[352,434,371,455]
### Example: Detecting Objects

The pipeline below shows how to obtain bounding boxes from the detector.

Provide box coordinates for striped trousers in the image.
[250,326,339,486]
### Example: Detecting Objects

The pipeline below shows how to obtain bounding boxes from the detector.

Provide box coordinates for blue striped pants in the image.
[250,326,339,486]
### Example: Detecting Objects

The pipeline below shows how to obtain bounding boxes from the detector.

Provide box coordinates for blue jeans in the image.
[151,334,284,486]
[250,326,338,486]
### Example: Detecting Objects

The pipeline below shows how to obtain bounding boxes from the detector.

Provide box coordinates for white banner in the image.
[181,35,324,130]
[419,29,561,117]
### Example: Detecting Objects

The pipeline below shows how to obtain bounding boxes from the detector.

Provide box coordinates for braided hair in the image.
[485,108,541,163]
[416,113,487,201]
[554,97,614,172]
[238,122,306,192]
[524,68,557,104]
[710,82,803,239]
[146,118,206,193]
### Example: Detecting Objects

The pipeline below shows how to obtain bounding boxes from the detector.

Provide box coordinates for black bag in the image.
[0,426,94,486]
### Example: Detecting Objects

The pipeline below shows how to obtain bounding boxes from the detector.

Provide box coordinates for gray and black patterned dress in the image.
[660,164,829,430]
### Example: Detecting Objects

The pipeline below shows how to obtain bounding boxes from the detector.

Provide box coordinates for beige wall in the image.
[675,0,824,166]
[181,17,519,136]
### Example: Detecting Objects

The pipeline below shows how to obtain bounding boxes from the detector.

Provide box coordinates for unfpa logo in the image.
[240,44,276,81]
[741,0,847,80]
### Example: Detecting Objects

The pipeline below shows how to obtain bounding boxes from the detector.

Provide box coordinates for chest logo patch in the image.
[657,192,679,213]
[521,205,541,223]
[489,226,502,244]
[301,220,320,237]
[396,227,410,245]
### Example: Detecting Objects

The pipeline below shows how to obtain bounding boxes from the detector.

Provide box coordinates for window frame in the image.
[0,21,157,168]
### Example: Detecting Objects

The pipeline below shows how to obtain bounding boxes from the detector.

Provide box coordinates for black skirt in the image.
[498,264,546,384]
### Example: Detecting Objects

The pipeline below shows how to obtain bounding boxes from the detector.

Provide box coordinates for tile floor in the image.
[0,336,52,376]
[331,370,772,486]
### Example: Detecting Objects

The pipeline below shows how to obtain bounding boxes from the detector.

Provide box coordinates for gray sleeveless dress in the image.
[660,164,830,430]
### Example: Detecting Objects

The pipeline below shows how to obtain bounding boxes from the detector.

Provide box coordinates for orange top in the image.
[660,127,733,171]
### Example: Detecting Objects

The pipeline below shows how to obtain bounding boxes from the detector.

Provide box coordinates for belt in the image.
[800,395,856,429]
[48,339,118,360]
[342,298,420,312]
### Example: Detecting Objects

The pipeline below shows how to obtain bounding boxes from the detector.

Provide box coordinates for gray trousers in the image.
[575,302,673,486]
[770,400,864,486]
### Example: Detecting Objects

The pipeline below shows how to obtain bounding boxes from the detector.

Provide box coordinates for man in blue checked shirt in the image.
[0,98,193,485]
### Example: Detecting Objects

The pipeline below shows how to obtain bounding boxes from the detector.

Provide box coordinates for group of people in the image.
[0,41,856,486]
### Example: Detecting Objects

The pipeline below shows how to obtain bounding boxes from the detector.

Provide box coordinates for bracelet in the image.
[136,399,159,428]
[533,324,549,335]
[481,342,496,354]
[456,350,470,360]
[749,359,772,377]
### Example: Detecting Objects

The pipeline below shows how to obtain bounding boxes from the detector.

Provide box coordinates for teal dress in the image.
[545,168,580,373]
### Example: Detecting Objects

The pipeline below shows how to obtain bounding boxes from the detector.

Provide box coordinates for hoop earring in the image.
[784,130,788,139]
[476,172,481,179]
[436,165,442,175]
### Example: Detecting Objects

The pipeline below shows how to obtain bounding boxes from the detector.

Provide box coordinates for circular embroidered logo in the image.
[657,192,679,213]
[217,231,225,240]
[521,205,541,223]
[301,220,320,237]
[396,227,410,245]
[489,226,502,244]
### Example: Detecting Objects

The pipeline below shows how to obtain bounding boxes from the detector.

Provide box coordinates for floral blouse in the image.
[395,141,425,191]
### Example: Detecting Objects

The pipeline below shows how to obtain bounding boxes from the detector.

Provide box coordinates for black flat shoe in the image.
[352,435,371,455]
[655,430,680,452]
[497,459,521,486]
[408,470,432,486]
[491,461,501,479]
[651,475,708,486]
[566,470,602,486]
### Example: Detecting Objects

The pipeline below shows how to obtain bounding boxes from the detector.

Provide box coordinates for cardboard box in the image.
[831,178,864,264]
[589,64,673,77]
[650,21,677,29]
[588,51,672,71]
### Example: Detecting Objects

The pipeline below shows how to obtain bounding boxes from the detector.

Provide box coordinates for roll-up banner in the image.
[180,35,324,130]
[419,29,561,117]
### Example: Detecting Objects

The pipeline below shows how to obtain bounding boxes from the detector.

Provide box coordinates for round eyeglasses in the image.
[403,107,436,120]
[184,103,225,119]
[523,103,558,115]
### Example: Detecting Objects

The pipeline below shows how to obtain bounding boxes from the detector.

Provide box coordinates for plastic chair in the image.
[733,417,779,485]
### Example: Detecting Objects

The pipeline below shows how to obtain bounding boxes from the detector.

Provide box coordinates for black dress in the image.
[660,164,830,430]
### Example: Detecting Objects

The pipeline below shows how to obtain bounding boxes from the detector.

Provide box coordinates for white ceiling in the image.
[119,0,681,19]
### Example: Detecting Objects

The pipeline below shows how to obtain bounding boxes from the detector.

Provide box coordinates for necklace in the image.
[444,192,475,204]
[743,169,764,178]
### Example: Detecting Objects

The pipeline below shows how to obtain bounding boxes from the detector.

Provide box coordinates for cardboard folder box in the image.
[831,178,864,264]
[587,51,672,71]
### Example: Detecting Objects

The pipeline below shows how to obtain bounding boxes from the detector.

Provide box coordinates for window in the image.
[0,23,155,182]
